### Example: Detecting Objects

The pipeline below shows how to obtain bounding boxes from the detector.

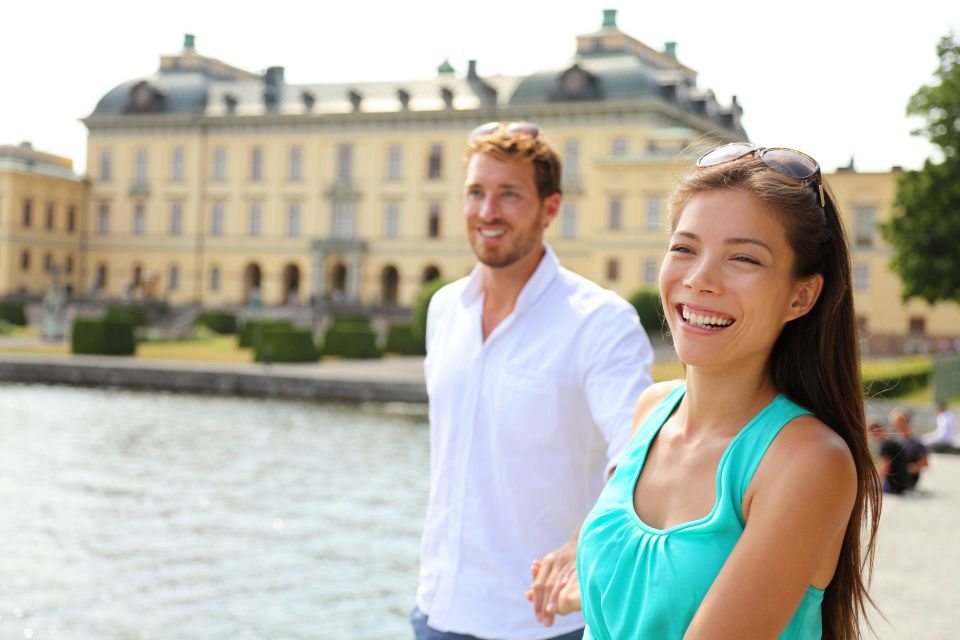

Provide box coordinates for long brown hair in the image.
[669,157,882,639]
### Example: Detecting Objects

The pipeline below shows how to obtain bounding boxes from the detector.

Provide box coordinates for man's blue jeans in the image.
[410,606,584,640]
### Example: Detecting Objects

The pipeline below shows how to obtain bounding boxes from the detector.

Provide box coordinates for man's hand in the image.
[525,539,582,627]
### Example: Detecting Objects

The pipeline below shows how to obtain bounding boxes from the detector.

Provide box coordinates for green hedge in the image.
[413,278,448,347]
[71,317,136,356]
[238,319,293,347]
[196,311,238,335]
[0,301,27,326]
[627,289,666,337]
[384,323,424,355]
[254,327,320,363]
[324,324,382,359]
[330,313,370,329]
[105,304,149,328]
[862,358,932,399]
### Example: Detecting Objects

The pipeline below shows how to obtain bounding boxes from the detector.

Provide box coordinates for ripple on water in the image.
[0,384,430,640]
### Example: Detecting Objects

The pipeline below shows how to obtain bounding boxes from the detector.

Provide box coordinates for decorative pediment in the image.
[554,64,600,100]
[127,81,164,113]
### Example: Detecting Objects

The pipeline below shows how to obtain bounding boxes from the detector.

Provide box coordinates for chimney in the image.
[602,9,618,28]
[265,66,285,86]
[467,60,479,79]
[183,34,196,52]
[664,41,677,58]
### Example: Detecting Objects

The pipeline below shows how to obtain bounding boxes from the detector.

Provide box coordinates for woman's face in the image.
[659,188,820,370]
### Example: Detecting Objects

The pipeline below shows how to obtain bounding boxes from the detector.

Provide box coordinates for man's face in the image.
[463,153,559,269]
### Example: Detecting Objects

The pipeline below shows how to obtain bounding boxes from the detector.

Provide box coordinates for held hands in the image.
[525,539,582,627]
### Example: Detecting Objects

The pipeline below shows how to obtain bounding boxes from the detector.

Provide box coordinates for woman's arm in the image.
[684,416,857,640]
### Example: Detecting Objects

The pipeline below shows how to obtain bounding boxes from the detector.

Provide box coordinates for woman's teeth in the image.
[681,306,734,328]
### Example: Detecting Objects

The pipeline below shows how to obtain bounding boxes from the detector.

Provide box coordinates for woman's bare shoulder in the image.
[632,379,685,434]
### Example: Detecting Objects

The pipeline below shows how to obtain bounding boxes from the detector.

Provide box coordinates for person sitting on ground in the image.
[868,420,910,494]
[922,401,957,451]
[890,408,929,490]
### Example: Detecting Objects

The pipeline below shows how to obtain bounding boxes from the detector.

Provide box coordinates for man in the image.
[890,408,929,490]
[923,401,957,451]
[868,420,910,494]
[412,122,654,640]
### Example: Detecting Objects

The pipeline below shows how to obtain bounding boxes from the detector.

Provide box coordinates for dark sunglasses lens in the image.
[761,149,818,179]
[697,143,755,167]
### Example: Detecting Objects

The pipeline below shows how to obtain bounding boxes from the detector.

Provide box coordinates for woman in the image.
[537,144,881,639]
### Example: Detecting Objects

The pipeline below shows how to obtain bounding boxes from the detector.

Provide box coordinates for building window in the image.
[212,146,226,182]
[97,202,110,234]
[611,137,628,156]
[44,253,53,273]
[385,202,400,238]
[609,197,623,230]
[606,258,620,282]
[561,202,577,239]
[95,263,107,290]
[67,206,77,233]
[211,202,225,236]
[563,140,580,178]
[100,149,112,182]
[22,199,32,228]
[169,203,183,236]
[331,200,355,238]
[168,264,179,292]
[854,206,876,248]
[171,147,185,182]
[853,263,870,290]
[250,147,264,181]
[908,316,926,336]
[209,266,221,292]
[20,250,29,272]
[645,197,662,230]
[133,203,146,235]
[248,202,263,236]
[289,145,303,182]
[65,255,74,275]
[428,204,442,238]
[644,258,658,284]
[45,202,55,230]
[134,147,148,183]
[387,144,402,180]
[287,202,301,237]
[336,144,353,181]
[428,144,443,179]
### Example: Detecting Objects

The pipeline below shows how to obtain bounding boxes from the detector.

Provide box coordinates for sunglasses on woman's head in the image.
[697,142,825,208]
[468,121,542,142]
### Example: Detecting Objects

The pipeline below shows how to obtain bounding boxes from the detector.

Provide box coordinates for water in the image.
[0,384,430,640]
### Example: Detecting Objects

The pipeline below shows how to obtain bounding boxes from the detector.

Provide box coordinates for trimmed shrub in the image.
[324,324,382,359]
[106,304,149,328]
[254,327,320,363]
[71,317,136,356]
[0,301,27,326]
[196,311,238,335]
[412,278,448,347]
[238,319,293,348]
[862,358,932,399]
[330,313,370,329]
[627,289,666,337]
[384,323,424,355]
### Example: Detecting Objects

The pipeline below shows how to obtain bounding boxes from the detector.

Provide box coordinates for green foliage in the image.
[882,31,960,304]
[71,317,136,356]
[105,304,149,328]
[412,278,448,346]
[254,327,320,363]
[627,289,667,337]
[330,313,371,329]
[0,301,27,326]
[196,311,238,335]
[238,319,293,348]
[0,320,13,336]
[384,323,425,355]
[862,357,932,399]
[324,324,382,359]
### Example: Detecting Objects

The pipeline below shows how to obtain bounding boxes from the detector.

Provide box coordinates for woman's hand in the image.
[526,540,582,627]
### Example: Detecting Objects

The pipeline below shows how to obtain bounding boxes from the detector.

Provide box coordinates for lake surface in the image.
[0,384,430,640]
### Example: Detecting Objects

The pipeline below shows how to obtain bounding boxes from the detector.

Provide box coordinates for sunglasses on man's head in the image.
[697,142,825,208]
[468,121,542,142]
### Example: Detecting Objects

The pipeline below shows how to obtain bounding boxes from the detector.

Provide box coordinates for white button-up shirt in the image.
[418,246,654,639]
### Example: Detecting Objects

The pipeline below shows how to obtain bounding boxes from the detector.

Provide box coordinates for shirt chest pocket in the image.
[485,370,567,453]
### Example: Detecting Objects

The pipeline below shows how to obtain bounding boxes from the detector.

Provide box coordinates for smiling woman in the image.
[568,151,882,640]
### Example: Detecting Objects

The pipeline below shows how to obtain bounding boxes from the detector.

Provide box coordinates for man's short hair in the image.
[464,124,563,199]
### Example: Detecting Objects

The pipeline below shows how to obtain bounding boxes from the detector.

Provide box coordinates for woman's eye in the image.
[669,244,692,254]
[733,255,761,265]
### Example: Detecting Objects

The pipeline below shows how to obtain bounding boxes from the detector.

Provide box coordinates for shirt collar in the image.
[460,244,560,314]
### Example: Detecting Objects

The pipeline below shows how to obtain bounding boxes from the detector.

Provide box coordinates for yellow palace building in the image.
[1,9,957,352]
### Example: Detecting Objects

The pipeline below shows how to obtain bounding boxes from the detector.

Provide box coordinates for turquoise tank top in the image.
[577,385,824,639]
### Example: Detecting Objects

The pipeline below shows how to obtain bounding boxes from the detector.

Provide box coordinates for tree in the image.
[881,32,960,304]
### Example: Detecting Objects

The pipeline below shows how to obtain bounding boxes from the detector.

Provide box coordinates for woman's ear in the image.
[786,274,824,321]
